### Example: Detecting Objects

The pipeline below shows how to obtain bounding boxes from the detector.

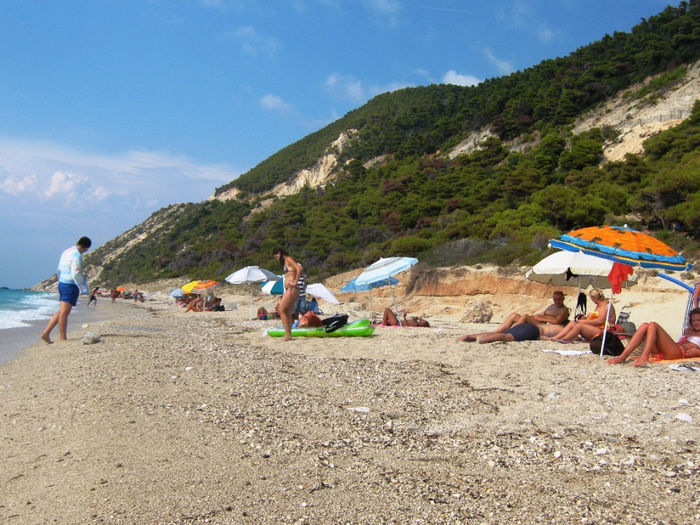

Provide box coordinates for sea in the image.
[0,288,58,330]
[0,289,115,366]
[0,288,59,366]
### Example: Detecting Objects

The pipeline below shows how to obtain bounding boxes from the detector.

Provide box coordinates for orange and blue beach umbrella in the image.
[550,225,692,272]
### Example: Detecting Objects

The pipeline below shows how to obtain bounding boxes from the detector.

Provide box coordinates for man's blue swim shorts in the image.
[58,282,80,306]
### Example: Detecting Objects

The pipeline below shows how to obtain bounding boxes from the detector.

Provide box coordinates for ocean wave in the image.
[0,290,58,330]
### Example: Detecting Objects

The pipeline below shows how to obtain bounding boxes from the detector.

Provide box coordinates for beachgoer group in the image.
[46,236,699,368]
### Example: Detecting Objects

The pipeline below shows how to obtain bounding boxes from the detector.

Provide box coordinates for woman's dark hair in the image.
[690,307,700,322]
[272,247,288,268]
[575,292,587,319]
[77,236,92,248]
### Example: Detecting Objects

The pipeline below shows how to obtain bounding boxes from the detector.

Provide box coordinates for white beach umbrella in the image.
[526,250,637,289]
[225,265,281,319]
[306,283,339,305]
[225,265,279,284]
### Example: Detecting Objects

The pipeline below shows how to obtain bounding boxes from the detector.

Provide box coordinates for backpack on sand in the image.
[322,314,349,333]
[589,331,625,356]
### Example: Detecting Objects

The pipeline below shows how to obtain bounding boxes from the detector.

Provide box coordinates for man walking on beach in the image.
[41,236,91,344]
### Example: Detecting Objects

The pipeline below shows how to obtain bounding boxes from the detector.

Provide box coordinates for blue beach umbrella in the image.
[340,276,399,293]
[261,278,285,295]
[341,276,400,321]
[345,257,419,323]
[354,257,419,287]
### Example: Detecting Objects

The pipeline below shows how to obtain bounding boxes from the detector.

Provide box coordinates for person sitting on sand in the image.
[204,291,218,309]
[545,288,615,342]
[607,308,700,366]
[185,296,204,312]
[205,297,223,311]
[459,320,565,343]
[306,296,322,314]
[382,308,430,327]
[488,291,570,334]
[459,291,569,342]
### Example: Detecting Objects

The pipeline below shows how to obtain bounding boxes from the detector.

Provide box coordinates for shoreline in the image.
[0,300,115,367]
[1,288,698,523]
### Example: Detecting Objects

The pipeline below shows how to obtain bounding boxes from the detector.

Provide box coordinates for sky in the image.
[0,0,675,288]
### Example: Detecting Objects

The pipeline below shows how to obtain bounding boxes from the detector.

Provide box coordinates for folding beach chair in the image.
[613,305,636,343]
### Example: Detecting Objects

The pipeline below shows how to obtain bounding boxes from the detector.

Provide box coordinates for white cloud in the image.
[43,171,88,200]
[0,174,38,196]
[0,137,241,209]
[537,26,555,43]
[503,2,557,45]
[364,0,401,14]
[259,93,295,114]
[484,49,514,75]
[325,73,366,104]
[362,0,402,27]
[413,68,434,83]
[232,25,280,57]
[325,73,411,104]
[442,70,480,87]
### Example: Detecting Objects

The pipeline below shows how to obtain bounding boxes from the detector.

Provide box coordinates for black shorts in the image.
[505,322,540,341]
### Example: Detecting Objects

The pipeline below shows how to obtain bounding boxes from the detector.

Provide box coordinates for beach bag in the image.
[322,314,348,333]
[299,311,323,328]
[589,331,625,356]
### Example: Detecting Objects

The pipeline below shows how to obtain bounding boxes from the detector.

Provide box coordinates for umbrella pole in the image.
[391,284,402,327]
[599,292,614,358]
[251,290,254,320]
[369,290,373,321]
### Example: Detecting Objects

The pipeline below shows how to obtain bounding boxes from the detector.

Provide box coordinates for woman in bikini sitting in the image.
[544,288,615,342]
[273,247,304,341]
[607,308,700,366]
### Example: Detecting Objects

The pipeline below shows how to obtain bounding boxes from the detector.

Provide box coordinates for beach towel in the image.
[541,349,590,356]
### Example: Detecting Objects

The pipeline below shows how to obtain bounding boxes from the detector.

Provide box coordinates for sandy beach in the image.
[1,268,698,523]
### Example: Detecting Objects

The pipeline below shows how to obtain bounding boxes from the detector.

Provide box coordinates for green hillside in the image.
[91,2,700,285]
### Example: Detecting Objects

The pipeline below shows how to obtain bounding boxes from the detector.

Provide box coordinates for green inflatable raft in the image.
[267,319,375,338]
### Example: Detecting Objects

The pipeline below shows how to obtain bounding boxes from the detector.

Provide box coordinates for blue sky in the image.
[0,0,674,288]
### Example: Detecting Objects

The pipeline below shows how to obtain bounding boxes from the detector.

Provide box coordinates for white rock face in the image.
[211,130,358,203]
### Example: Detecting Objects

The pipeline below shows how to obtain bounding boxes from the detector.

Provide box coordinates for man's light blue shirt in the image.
[57,245,89,294]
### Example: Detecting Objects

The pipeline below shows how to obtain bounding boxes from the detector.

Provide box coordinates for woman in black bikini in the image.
[272,247,304,341]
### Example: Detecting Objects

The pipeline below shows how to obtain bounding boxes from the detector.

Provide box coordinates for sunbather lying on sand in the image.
[544,288,615,342]
[382,308,430,327]
[459,290,569,342]
[607,308,700,366]
[482,291,570,334]
[459,321,563,343]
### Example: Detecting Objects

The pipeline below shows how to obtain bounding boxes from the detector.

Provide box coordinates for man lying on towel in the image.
[459,321,565,343]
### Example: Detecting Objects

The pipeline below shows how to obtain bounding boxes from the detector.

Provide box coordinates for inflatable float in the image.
[267,319,375,338]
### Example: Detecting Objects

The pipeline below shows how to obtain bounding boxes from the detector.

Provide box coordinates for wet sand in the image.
[0,301,114,367]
